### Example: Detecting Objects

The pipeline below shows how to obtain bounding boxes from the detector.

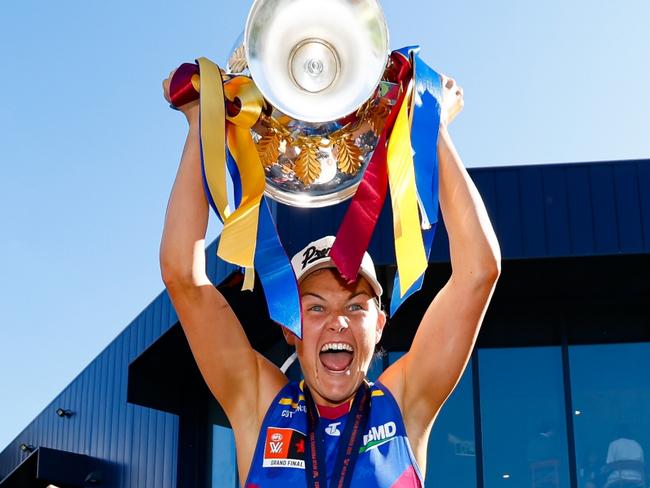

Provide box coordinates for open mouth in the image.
[319,342,354,372]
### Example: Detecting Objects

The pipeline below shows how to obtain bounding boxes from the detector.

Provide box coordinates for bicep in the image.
[168,282,288,425]
[382,275,496,426]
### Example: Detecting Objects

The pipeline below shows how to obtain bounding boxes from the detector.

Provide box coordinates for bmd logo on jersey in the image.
[263,427,306,469]
[360,421,397,453]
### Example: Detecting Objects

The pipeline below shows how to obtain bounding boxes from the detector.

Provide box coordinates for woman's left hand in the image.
[440,74,464,126]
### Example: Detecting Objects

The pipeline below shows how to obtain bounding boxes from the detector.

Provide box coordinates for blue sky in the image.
[1,0,648,450]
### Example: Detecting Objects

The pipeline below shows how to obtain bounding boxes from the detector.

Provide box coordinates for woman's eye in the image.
[348,304,364,312]
[308,305,324,312]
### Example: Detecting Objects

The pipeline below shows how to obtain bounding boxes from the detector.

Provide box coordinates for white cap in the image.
[290,236,383,297]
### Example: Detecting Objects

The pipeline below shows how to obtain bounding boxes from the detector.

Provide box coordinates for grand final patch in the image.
[263,427,306,469]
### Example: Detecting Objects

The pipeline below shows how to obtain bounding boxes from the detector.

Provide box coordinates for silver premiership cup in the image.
[226,0,393,207]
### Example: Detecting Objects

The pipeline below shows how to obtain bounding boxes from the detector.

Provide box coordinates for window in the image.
[570,343,650,488]
[211,424,238,487]
[479,347,571,488]
[388,352,477,486]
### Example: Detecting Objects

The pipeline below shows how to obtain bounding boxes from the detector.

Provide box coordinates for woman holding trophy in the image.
[160,0,500,486]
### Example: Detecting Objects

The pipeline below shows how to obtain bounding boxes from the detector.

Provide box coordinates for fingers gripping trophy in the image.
[161,0,499,486]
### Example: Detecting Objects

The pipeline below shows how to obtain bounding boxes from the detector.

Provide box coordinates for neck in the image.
[316,400,352,419]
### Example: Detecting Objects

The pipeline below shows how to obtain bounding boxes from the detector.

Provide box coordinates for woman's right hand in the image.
[163,69,199,123]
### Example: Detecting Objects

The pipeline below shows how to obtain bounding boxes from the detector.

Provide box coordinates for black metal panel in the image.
[543,165,572,255]
[518,165,548,257]
[614,163,645,253]
[0,447,104,488]
[589,164,619,253]
[276,159,650,264]
[495,168,523,257]
[638,161,650,248]
[383,253,650,352]
[565,165,595,254]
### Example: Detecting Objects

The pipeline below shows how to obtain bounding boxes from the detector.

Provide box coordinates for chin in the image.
[311,365,366,405]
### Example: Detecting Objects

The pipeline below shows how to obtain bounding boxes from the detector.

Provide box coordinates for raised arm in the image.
[380,78,501,465]
[159,74,287,442]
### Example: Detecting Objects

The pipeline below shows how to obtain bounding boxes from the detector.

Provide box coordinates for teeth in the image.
[320,343,354,353]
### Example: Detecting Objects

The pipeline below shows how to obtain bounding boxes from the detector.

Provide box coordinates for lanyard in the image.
[303,382,371,488]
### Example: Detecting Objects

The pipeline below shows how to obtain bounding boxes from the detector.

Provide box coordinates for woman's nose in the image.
[327,315,350,333]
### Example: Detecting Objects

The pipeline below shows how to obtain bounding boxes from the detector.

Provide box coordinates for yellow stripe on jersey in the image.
[278,395,305,409]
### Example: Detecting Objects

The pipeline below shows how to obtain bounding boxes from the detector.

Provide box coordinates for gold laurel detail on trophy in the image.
[333,133,364,175]
[255,115,292,169]
[227,45,248,73]
[294,139,322,185]
[367,97,391,133]
[257,133,282,168]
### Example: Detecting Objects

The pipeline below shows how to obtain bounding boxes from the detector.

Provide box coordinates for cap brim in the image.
[298,259,383,298]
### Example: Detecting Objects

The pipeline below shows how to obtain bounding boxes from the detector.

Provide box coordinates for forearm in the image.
[160,111,211,287]
[437,126,501,282]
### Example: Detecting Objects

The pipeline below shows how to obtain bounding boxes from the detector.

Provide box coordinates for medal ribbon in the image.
[304,383,371,488]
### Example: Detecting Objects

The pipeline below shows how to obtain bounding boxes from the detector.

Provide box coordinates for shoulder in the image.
[367,381,409,432]
[256,380,307,425]
[373,373,433,469]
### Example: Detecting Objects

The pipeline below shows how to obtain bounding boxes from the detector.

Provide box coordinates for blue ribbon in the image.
[208,144,303,336]
[199,121,224,224]
[226,148,243,209]
[390,47,442,316]
[227,149,301,336]
[255,198,302,337]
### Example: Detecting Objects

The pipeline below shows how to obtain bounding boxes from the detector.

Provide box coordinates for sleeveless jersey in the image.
[245,381,423,487]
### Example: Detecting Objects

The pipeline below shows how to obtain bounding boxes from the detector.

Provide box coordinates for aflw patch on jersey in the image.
[262,427,306,469]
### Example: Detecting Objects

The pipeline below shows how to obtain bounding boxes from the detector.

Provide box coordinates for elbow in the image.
[478,247,501,285]
[471,260,500,287]
[161,267,187,291]
[480,239,502,284]
[160,249,195,291]
[456,254,501,290]
[160,260,188,291]
[485,257,501,285]
[159,247,210,294]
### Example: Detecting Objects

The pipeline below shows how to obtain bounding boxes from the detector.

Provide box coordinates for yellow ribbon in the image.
[386,82,428,297]
[197,58,230,222]
[196,58,265,290]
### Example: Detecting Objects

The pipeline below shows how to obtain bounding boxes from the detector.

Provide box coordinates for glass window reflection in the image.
[479,347,570,488]
[211,424,238,487]
[388,352,477,487]
[570,342,650,488]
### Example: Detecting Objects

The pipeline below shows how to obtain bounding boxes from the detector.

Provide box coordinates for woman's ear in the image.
[375,310,387,345]
[282,326,296,346]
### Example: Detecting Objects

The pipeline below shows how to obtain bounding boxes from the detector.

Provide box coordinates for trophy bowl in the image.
[227,0,393,207]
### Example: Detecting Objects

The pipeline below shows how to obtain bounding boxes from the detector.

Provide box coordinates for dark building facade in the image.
[1,159,649,488]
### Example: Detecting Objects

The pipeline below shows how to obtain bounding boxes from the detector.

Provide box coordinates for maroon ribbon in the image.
[330,52,413,282]
[169,62,200,109]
